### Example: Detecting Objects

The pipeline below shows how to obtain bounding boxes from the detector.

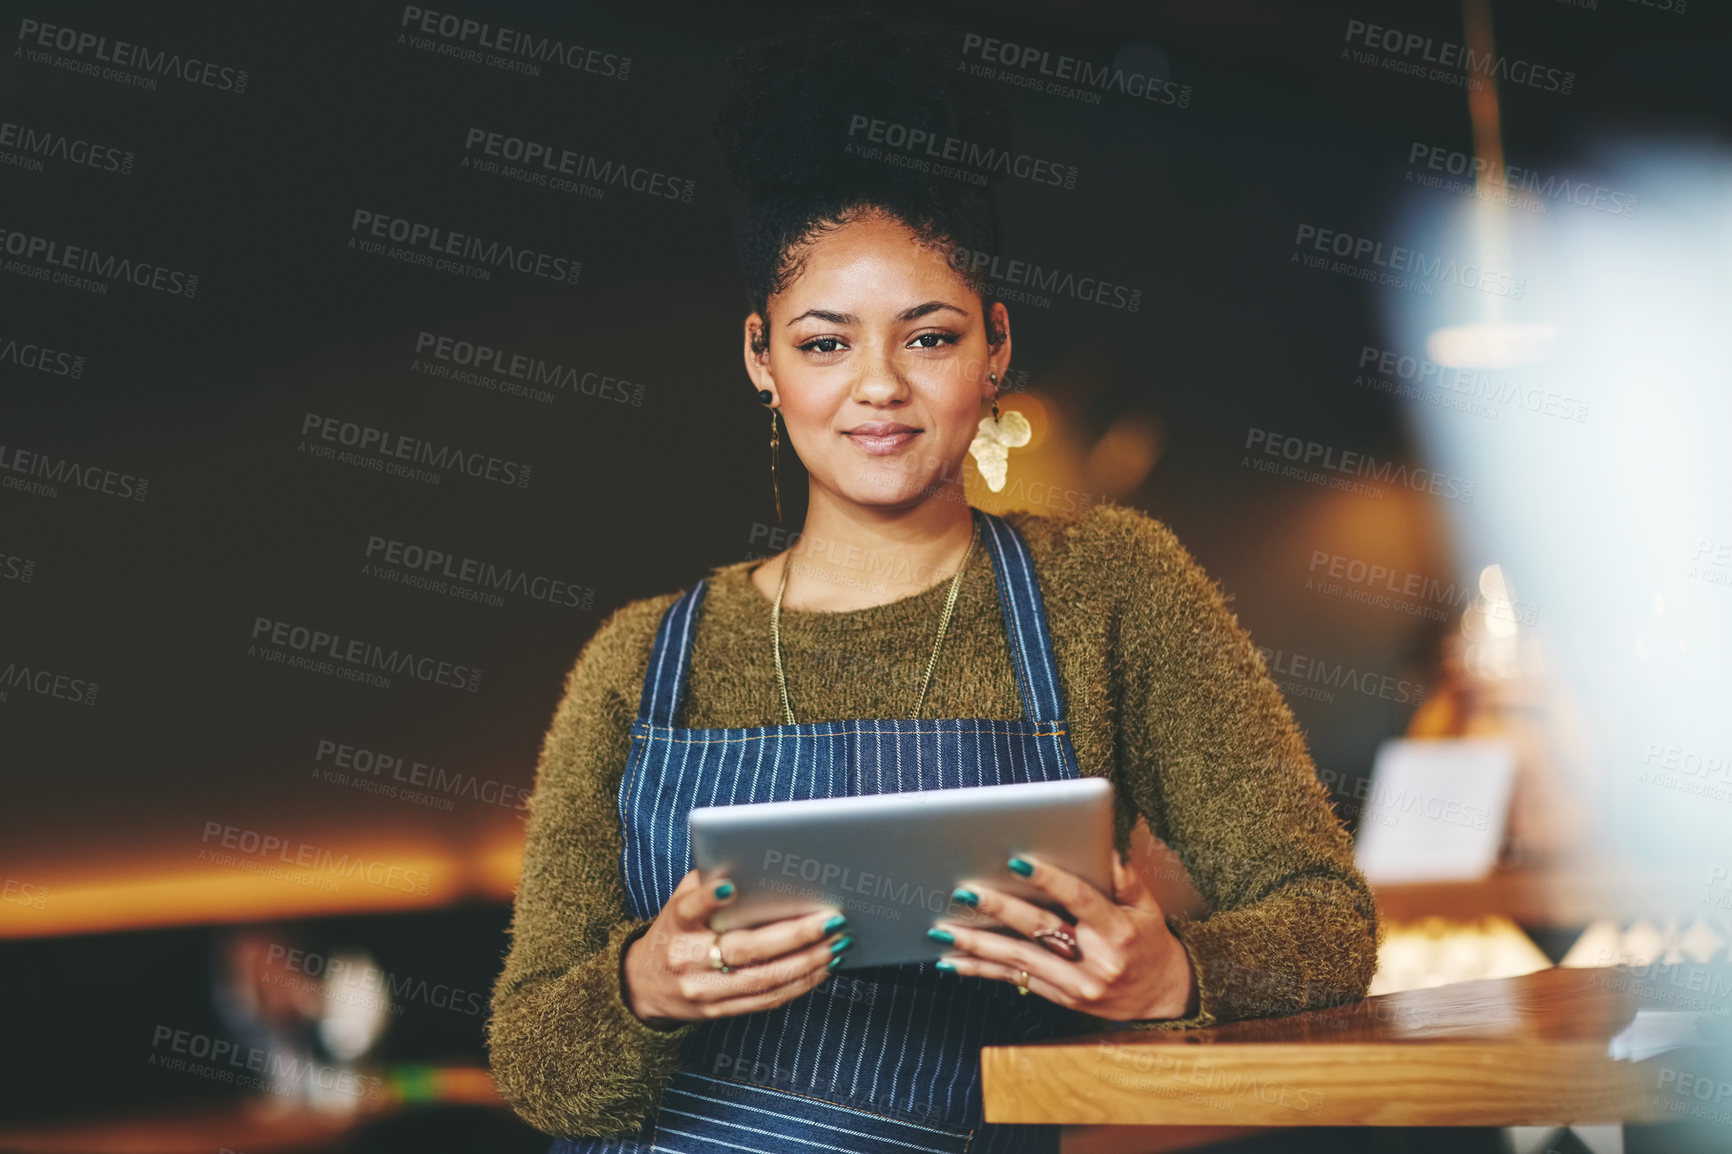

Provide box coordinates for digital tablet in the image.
[689,776,1114,970]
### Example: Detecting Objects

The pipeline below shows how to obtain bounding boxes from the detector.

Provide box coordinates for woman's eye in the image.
[800,337,845,354]
[909,332,959,350]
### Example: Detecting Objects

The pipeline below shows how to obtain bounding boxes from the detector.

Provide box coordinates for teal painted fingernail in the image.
[927,928,955,945]
[951,888,978,907]
[714,882,735,899]
[936,960,957,972]
[830,935,854,955]
[823,915,848,934]
[828,954,844,970]
[1007,857,1034,877]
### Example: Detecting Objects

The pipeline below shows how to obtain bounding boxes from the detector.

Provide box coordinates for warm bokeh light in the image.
[1085,409,1164,498]
[1426,322,1558,370]
[0,845,522,940]
[1368,915,1553,996]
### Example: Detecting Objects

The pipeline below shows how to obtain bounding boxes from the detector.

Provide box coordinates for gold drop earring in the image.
[967,370,1031,493]
[758,387,782,522]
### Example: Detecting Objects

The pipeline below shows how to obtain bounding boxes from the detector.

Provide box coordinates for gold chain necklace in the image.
[772,517,981,725]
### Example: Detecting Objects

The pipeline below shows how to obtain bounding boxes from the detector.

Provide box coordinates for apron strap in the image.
[975,508,1066,724]
[634,507,1066,728]
[634,577,708,729]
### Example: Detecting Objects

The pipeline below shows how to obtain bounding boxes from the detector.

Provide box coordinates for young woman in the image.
[487,17,1378,1154]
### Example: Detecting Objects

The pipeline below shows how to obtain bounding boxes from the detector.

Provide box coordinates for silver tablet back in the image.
[689,776,1114,969]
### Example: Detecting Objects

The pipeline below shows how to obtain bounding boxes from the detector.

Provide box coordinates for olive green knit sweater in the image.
[486,500,1381,1137]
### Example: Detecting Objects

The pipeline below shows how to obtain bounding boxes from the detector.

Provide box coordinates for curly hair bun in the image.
[710,12,1014,201]
[709,12,1013,318]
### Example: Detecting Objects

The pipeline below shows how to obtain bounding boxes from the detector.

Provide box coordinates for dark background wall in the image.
[2,0,1726,1132]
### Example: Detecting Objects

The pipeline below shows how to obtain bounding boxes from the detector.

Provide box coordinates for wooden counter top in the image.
[982,967,1705,1127]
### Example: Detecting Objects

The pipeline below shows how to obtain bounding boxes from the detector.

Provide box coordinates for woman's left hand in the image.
[931,853,1198,1021]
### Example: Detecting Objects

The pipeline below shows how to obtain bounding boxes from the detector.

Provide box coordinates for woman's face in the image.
[743,209,1011,514]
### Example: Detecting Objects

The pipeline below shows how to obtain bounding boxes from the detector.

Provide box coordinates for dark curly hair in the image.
[709,11,1012,354]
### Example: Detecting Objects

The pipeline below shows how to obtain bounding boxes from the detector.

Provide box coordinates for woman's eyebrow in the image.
[897,300,970,323]
[785,301,971,327]
[786,308,858,325]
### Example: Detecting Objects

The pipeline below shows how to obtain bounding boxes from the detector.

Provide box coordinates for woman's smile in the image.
[842,421,923,455]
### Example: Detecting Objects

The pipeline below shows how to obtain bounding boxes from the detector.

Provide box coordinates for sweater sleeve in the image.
[486,595,699,1136]
[1096,505,1381,1029]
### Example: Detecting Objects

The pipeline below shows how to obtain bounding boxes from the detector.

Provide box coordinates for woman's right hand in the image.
[622,868,852,1028]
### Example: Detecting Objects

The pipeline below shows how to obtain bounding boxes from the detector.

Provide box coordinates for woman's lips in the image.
[844,430,920,454]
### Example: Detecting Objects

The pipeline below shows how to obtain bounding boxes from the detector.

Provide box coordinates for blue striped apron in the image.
[555,508,1081,1154]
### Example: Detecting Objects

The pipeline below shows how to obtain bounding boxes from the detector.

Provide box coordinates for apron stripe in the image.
[650,1071,971,1152]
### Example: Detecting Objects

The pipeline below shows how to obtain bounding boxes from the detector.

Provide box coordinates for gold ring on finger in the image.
[709,932,732,973]
[1016,969,1029,996]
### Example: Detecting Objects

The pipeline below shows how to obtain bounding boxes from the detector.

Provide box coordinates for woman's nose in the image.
[850,346,911,404]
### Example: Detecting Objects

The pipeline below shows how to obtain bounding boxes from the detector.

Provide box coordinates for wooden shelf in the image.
[1372,866,1710,925]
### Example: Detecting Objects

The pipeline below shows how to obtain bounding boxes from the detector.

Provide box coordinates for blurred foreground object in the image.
[1406,568,1600,869]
